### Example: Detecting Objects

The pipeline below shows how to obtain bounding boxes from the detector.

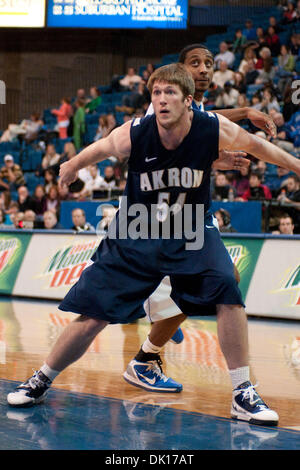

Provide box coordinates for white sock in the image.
[40,363,60,382]
[141,336,162,354]
[229,366,250,390]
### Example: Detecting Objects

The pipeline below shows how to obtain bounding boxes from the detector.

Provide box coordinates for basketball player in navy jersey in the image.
[9,63,298,427]
[123,43,278,393]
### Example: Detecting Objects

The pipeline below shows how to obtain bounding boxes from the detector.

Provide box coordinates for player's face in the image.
[151,81,192,129]
[183,48,214,95]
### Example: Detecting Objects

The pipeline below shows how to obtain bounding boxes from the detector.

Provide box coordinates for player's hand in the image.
[59,160,78,188]
[213,150,250,171]
[246,108,277,138]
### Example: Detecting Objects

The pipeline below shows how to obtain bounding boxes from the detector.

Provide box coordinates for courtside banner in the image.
[0,232,32,295]
[245,239,300,319]
[223,238,264,300]
[12,233,103,299]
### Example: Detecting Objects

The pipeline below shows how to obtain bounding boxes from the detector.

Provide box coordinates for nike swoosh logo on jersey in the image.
[205,225,215,229]
[138,373,156,385]
[145,157,157,162]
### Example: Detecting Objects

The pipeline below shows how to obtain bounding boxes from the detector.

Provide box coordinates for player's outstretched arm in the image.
[215,107,277,138]
[218,113,300,177]
[59,121,132,187]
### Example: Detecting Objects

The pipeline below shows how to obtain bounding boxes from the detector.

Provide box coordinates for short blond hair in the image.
[147,63,195,99]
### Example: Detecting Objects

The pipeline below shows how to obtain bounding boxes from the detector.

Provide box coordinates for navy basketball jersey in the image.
[122,111,219,231]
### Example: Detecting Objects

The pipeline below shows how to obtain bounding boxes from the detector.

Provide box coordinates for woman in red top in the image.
[51,97,73,139]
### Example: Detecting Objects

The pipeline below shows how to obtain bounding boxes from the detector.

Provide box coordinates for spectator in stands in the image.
[250,91,263,110]
[212,172,236,200]
[256,57,276,84]
[44,168,57,194]
[80,164,105,198]
[215,81,240,108]
[274,166,294,194]
[98,206,118,232]
[41,144,61,172]
[242,19,257,41]
[23,210,37,229]
[85,87,102,114]
[255,27,268,52]
[0,154,25,191]
[215,208,237,233]
[244,59,260,85]
[260,88,281,113]
[117,80,151,115]
[277,175,300,231]
[233,71,247,94]
[43,210,64,230]
[71,208,95,232]
[296,0,300,19]
[232,29,247,55]
[237,93,250,108]
[33,184,47,217]
[0,113,43,143]
[0,190,11,214]
[271,112,296,152]
[75,88,87,105]
[265,26,281,57]
[119,67,142,91]
[101,165,117,190]
[276,44,295,95]
[203,81,223,107]
[272,214,295,234]
[73,98,86,150]
[45,185,60,215]
[268,15,283,34]
[0,208,8,228]
[238,46,258,75]
[51,97,73,140]
[241,170,272,201]
[6,201,19,225]
[232,165,250,198]
[13,212,25,230]
[256,46,272,70]
[288,33,300,55]
[58,184,73,202]
[94,114,109,142]
[214,42,235,70]
[282,1,297,23]
[106,113,118,134]
[17,185,36,212]
[52,141,77,176]
[213,61,235,88]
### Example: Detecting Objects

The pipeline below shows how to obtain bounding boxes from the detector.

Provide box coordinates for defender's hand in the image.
[247,108,277,138]
[213,150,250,171]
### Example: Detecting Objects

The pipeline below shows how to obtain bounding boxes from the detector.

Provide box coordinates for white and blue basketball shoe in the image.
[231,381,279,426]
[7,371,52,407]
[123,355,182,393]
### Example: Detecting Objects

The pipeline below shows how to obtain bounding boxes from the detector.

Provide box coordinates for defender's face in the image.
[183,48,214,94]
[151,81,192,129]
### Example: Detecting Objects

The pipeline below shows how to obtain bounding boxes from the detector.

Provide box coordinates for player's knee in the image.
[75,314,108,335]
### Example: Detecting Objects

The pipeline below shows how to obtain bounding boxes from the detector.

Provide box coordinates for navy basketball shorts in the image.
[59,224,244,323]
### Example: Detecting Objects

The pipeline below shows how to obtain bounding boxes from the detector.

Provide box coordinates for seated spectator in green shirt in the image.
[85,87,102,114]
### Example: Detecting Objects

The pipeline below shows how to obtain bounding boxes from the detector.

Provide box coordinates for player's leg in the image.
[216,303,278,426]
[7,315,108,407]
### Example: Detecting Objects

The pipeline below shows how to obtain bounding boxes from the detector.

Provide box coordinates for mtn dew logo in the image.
[44,240,99,288]
[283,265,300,305]
[0,238,19,275]
[225,243,250,273]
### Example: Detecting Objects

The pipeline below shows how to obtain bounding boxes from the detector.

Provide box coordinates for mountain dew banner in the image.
[223,238,264,301]
[0,232,32,295]
[12,233,104,300]
[0,230,299,320]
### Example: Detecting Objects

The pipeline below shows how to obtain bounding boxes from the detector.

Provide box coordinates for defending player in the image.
[123,43,278,393]
[8,64,297,426]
